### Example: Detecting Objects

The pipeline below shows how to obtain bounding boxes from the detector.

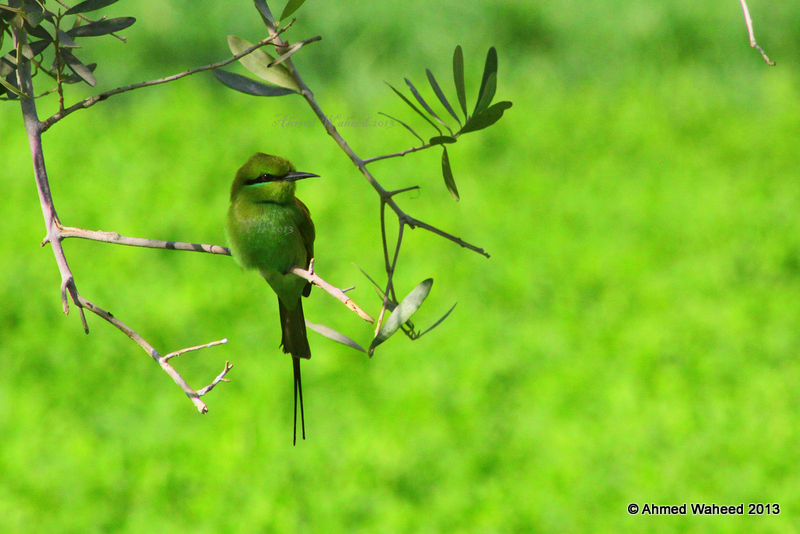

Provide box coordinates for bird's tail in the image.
[278,298,310,445]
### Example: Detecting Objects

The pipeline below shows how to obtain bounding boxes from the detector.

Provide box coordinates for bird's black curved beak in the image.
[284,171,320,182]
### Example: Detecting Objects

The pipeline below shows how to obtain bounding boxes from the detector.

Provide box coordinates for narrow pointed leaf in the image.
[386,82,441,135]
[28,38,52,56]
[353,263,385,294]
[441,147,459,201]
[279,0,306,22]
[459,101,512,135]
[419,302,457,337]
[63,62,97,84]
[25,20,51,40]
[453,45,467,119]
[378,112,424,143]
[67,17,135,37]
[61,50,96,86]
[429,135,456,146]
[426,68,461,126]
[21,0,46,26]
[404,77,448,135]
[306,321,366,353]
[0,74,24,98]
[355,267,381,291]
[65,0,120,15]
[227,35,298,90]
[57,29,79,48]
[369,279,434,354]
[254,0,275,24]
[0,57,15,78]
[19,44,35,60]
[214,69,296,96]
[473,72,496,116]
[474,46,497,115]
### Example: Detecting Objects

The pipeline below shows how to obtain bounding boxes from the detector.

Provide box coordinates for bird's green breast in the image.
[227,198,308,273]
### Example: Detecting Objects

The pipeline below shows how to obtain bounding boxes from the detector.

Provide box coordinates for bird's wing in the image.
[294,197,315,297]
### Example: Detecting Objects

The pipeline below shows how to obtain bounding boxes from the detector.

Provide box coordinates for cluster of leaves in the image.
[213,0,312,97]
[0,0,134,98]
[385,46,513,201]
[213,0,509,356]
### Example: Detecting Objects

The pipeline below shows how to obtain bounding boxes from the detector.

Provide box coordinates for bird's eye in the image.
[244,173,278,186]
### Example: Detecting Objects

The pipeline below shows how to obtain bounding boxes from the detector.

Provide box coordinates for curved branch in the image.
[42,26,294,131]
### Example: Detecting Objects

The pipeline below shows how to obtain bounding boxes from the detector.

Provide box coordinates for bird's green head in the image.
[230,153,318,204]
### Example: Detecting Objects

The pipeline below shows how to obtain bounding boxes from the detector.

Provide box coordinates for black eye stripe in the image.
[244,173,280,185]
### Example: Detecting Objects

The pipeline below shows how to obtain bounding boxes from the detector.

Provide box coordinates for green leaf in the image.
[21,0,46,26]
[474,47,497,115]
[0,57,15,78]
[213,69,296,96]
[459,101,512,135]
[57,29,79,48]
[386,82,441,135]
[25,20,51,40]
[63,62,97,84]
[306,321,366,353]
[369,278,434,355]
[429,136,456,146]
[473,72,495,116]
[61,49,95,86]
[64,0,120,15]
[404,77,448,135]
[441,147,459,201]
[254,0,275,25]
[27,38,53,56]
[279,0,306,22]
[0,73,24,98]
[453,45,467,119]
[426,68,461,127]
[419,302,457,337]
[377,112,423,144]
[67,17,135,37]
[353,263,385,294]
[227,35,299,91]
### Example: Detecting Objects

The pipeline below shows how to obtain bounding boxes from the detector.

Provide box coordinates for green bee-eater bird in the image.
[226,153,319,445]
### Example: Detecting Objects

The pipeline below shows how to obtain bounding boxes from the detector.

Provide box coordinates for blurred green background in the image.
[2,0,800,532]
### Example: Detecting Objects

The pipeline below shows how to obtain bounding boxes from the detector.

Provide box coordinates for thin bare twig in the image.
[164,338,229,361]
[42,27,293,131]
[55,224,230,255]
[290,265,374,323]
[740,0,775,66]
[374,218,404,336]
[363,143,433,165]
[386,185,420,197]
